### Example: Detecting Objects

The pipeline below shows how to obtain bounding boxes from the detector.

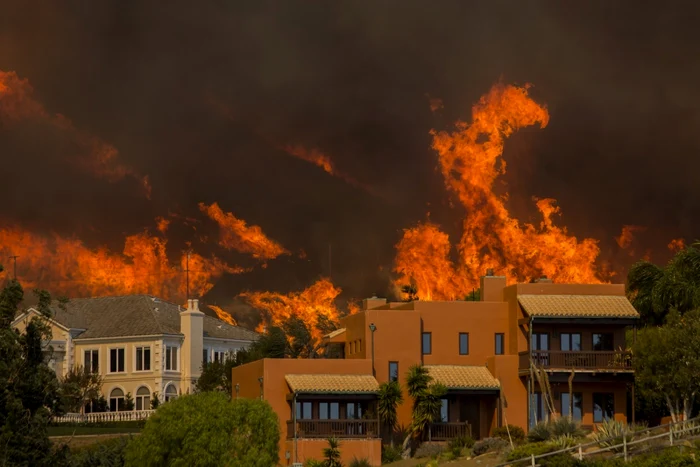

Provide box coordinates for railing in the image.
[427,422,471,441]
[286,419,380,439]
[519,350,633,371]
[53,410,155,423]
[494,415,700,466]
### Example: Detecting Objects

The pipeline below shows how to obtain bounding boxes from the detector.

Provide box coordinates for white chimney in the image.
[181,298,204,393]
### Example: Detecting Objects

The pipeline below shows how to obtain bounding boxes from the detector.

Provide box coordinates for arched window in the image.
[135,386,151,411]
[109,388,125,412]
[164,384,178,402]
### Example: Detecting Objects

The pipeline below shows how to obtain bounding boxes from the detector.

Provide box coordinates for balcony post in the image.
[293,392,298,464]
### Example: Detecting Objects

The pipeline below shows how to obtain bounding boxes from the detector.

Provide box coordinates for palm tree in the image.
[377,380,404,446]
[627,243,700,325]
[402,365,447,450]
[323,437,342,467]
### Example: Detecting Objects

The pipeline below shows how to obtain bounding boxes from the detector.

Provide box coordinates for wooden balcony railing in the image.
[427,422,471,441]
[287,419,380,439]
[519,350,633,371]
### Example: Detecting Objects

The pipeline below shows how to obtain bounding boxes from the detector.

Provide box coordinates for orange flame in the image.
[241,278,350,341]
[668,238,686,252]
[199,202,289,261]
[615,225,646,249]
[208,305,238,326]
[395,83,603,299]
[0,70,151,197]
[284,145,335,175]
[0,225,242,300]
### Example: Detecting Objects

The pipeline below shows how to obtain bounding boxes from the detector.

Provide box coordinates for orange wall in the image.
[488,355,527,431]
[284,439,381,466]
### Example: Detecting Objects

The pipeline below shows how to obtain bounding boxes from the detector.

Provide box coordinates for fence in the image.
[53,410,155,423]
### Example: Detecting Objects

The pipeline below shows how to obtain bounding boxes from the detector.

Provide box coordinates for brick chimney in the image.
[180,299,204,392]
[480,270,506,302]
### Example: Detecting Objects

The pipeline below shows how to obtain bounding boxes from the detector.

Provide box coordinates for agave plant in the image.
[323,437,342,467]
[593,419,637,452]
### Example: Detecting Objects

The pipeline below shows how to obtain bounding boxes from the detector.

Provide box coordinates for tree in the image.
[401,365,446,456]
[377,381,403,446]
[59,365,103,414]
[322,437,342,467]
[0,272,67,466]
[284,315,317,358]
[627,243,700,325]
[634,309,700,422]
[125,391,279,467]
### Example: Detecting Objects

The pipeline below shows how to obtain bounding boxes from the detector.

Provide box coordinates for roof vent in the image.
[486,268,494,276]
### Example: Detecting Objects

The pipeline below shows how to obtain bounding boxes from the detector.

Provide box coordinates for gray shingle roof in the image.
[41,295,258,341]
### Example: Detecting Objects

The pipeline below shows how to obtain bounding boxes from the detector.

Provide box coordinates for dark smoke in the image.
[1,1,699,304]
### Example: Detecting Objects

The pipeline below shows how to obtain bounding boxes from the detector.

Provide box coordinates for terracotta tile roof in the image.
[518,295,639,319]
[425,365,500,390]
[285,374,379,394]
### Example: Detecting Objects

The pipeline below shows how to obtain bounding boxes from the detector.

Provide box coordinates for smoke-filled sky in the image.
[1,1,699,307]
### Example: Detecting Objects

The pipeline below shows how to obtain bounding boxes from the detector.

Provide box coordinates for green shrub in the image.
[492,424,526,444]
[551,434,580,449]
[527,417,587,443]
[592,419,636,452]
[414,442,444,459]
[381,444,402,463]
[472,437,508,456]
[528,421,553,442]
[303,459,324,467]
[506,441,557,462]
[350,457,371,467]
[446,435,474,457]
[69,435,131,466]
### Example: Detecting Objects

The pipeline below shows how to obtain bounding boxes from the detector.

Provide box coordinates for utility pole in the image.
[8,255,18,280]
[185,251,190,302]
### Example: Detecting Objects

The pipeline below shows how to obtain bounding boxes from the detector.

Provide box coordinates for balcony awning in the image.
[425,365,500,391]
[518,295,639,319]
[286,374,379,395]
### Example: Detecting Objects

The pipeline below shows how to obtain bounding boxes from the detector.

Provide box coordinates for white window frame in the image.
[83,349,99,373]
[164,383,179,402]
[203,347,210,365]
[135,386,151,411]
[134,345,151,372]
[165,345,179,372]
[108,347,126,374]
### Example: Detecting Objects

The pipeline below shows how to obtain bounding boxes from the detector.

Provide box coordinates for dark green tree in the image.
[59,365,103,414]
[403,365,446,443]
[0,270,67,466]
[377,380,404,447]
[284,315,317,358]
[322,437,342,467]
[125,392,279,467]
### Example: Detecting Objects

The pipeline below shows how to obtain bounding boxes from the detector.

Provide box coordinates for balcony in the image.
[287,419,380,439]
[53,410,155,423]
[519,350,633,372]
[427,422,471,441]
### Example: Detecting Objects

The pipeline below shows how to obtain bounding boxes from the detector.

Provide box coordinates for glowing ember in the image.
[241,278,350,341]
[615,225,646,249]
[668,238,686,252]
[0,70,151,197]
[395,83,603,299]
[199,202,289,261]
[0,226,241,300]
[208,305,238,326]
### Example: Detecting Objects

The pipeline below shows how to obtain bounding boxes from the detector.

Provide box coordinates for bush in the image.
[550,417,587,438]
[446,435,473,458]
[125,392,279,467]
[492,424,526,445]
[303,460,324,467]
[472,437,508,456]
[69,435,131,466]
[592,419,636,452]
[528,421,553,442]
[551,434,579,449]
[350,457,372,467]
[506,441,557,462]
[381,444,402,463]
[414,442,444,459]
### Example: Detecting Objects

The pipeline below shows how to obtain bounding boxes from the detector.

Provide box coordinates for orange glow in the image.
[208,304,238,326]
[395,83,603,299]
[199,202,289,260]
[0,70,151,197]
[156,217,170,234]
[0,226,241,300]
[615,225,646,249]
[284,145,335,175]
[241,278,351,342]
[668,238,686,252]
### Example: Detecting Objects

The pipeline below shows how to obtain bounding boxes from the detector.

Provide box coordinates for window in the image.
[135,386,151,411]
[347,402,362,420]
[135,346,151,371]
[440,398,449,422]
[164,384,178,402]
[213,350,225,363]
[531,333,549,351]
[530,392,546,427]
[459,333,469,355]
[592,333,614,351]
[561,333,582,351]
[561,392,583,421]
[109,388,125,412]
[495,333,505,355]
[319,402,329,419]
[593,393,615,422]
[84,349,99,373]
[389,361,399,382]
[165,345,178,371]
[203,348,209,364]
[422,332,432,355]
[296,401,312,419]
[109,348,125,373]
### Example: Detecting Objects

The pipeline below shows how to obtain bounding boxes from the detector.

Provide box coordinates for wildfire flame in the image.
[241,278,350,341]
[668,238,686,252]
[208,304,238,326]
[0,225,242,300]
[395,83,603,300]
[199,202,289,261]
[0,70,151,197]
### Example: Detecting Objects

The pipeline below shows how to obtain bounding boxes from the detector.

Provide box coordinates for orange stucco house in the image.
[231,272,639,466]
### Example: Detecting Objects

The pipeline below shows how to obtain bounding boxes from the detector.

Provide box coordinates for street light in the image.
[258,377,264,400]
[235,383,240,399]
[369,323,377,377]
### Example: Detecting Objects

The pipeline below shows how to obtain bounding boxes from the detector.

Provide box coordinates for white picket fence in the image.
[53,409,155,423]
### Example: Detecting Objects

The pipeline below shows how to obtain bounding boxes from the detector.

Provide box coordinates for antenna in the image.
[185,251,191,301]
[8,255,18,280]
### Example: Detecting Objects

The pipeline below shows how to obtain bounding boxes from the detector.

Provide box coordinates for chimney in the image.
[181,298,204,393]
[480,270,506,302]
[362,296,387,310]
